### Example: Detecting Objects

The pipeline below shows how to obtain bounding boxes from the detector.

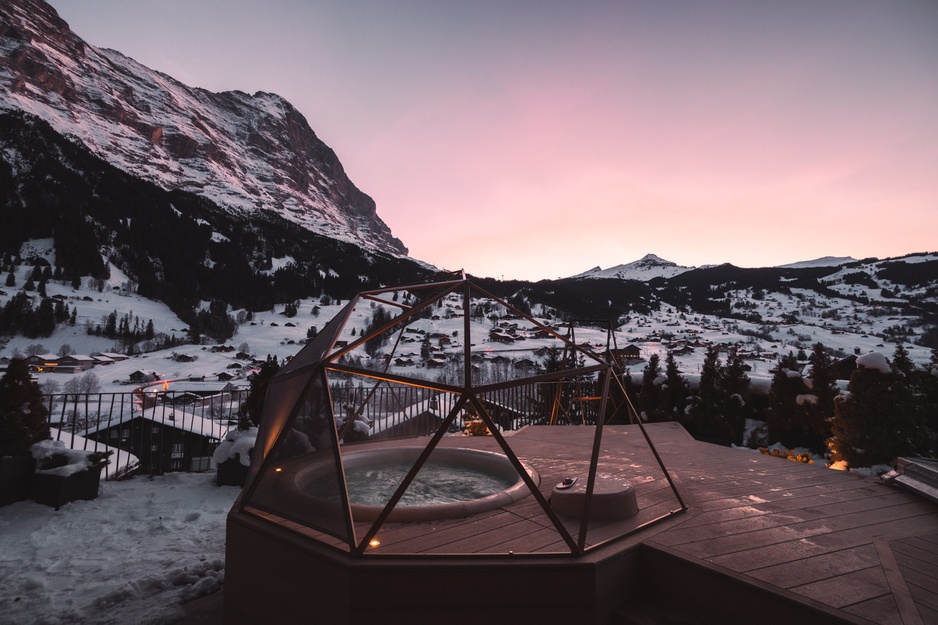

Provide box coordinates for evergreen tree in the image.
[802,343,838,450]
[766,352,809,448]
[891,341,914,378]
[0,358,50,456]
[35,299,56,337]
[240,355,281,427]
[685,345,731,442]
[638,353,664,422]
[721,347,751,445]
[5,271,14,287]
[660,351,689,421]
[830,353,928,467]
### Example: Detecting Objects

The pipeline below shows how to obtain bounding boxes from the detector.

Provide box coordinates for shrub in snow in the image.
[31,439,111,476]
[212,427,257,467]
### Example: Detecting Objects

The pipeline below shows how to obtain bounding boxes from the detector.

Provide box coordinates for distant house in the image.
[608,345,642,362]
[217,372,235,382]
[91,354,116,366]
[85,410,227,474]
[56,354,95,373]
[831,355,858,381]
[129,370,160,384]
[162,380,241,409]
[98,352,129,362]
[27,354,59,373]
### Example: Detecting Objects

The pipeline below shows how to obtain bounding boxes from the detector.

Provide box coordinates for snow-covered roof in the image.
[86,410,228,440]
[856,352,891,373]
[165,381,237,394]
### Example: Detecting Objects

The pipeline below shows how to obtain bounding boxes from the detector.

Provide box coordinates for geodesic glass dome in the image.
[235,271,683,556]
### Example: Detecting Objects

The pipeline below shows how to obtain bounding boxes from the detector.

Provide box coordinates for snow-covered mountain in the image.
[0,0,405,256]
[779,256,856,269]
[573,253,695,281]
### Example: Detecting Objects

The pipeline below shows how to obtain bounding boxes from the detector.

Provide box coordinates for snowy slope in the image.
[779,256,856,269]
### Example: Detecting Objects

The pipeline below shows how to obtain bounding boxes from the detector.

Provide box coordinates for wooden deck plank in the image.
[659,502,938,558]
[706,515,938,573]
[789,565,891,609]
[746,543,881,589]
[895,535,938,558]
[875,537,927,625]
[896,567,938,614]
[841,595,904,625]
[658,492,931,548]
[890,541,938,579]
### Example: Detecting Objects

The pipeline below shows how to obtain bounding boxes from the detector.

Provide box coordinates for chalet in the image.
[55,354,95,373]
[27,354,59,373]
[513,358,537,371]
[98,352,129,362]
[217,372,235,382]
[129,370,160,384]
[831,355,858,381]
[489,330,514,344]
[394,357,415,367]
[85,410,227,474]
[91,354,115,366]
[608,345,642,362]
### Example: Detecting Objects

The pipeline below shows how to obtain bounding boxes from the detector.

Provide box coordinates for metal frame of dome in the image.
[232,270,685,557]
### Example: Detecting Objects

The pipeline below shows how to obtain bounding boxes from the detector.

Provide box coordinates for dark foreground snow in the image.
[0,472,237,625]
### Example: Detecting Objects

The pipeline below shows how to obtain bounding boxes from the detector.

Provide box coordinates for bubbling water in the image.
[342,460,516,507]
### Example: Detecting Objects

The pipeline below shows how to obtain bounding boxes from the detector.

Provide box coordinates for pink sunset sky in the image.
[48,0,938,281]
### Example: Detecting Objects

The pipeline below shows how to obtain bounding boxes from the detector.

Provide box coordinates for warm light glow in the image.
[162,380,168,391]
[274,467,282,473]
[368,539,380,548]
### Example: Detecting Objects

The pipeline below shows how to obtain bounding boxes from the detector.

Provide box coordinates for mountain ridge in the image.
[0,0,406,256]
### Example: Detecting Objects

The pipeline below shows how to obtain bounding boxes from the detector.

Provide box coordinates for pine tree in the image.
[802,343,837,450]
[721,347,751,445]
[766,352,809,448]
[639,353,664,422]
[660,351,689,421]
[240,355,281,427]
[685,345,730,442]
[0,358,50,456]
[830,353,928,467]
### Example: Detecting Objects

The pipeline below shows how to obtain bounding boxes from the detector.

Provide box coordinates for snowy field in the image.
[0,473,238,625]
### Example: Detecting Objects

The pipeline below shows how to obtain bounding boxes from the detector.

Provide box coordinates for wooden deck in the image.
[638,422,938,624]
[228,423,938,624]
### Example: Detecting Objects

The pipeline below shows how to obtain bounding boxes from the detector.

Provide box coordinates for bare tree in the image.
[24,343,47,357]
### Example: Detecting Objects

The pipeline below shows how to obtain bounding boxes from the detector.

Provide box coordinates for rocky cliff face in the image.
[0,0,406,255]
